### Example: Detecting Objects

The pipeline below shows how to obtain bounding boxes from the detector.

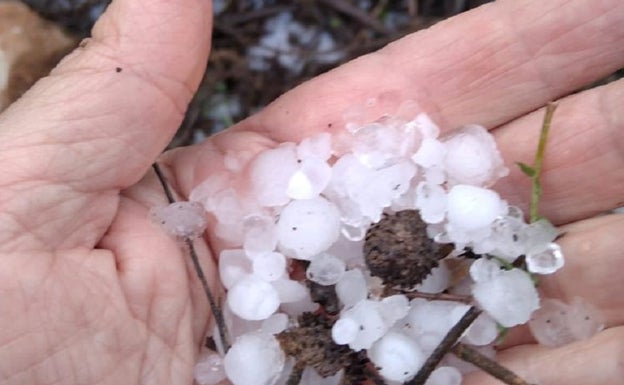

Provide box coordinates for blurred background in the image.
[1,0,622,148]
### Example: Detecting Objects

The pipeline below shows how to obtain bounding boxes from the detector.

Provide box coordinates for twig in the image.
[152,163,231,352]
[451,343,534,385]
[286,365,304,385]
[406,306,481,385]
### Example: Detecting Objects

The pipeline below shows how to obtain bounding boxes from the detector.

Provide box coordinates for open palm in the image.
[0,1,622,384]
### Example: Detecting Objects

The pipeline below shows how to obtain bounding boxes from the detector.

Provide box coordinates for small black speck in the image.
[161,220,166,225]
[585,316,590,321]
[328,123,333,128]
[292,226,297,231]
[404,372,409,375]
[115,67,122,73]
[513,234,519,242]
[359,325,364,330]
[546,319,551,323]
[560,311,567,315]
[297,159,302,163]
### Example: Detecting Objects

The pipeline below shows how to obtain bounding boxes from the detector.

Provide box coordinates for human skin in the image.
[0,0,622,384]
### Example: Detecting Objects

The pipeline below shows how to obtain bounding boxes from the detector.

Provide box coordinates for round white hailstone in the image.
[479,215,528,261]
[463,313,498,346]
[194,352,227,385]
[306,253,346,286]
[286,157,332,200]
[368,331,425,382]
[529,297,604,348]
[526,242,565,274]
[261,313,289,335]
[227,276,280,321]
[248,143,299,207]
[443,124,508,187]
[271,279,309,303]
[223,332,285,385]
[276,197,341,260]
[424,366,462,385]
[524,219,559,253]
[297,132,332,161]
[219,249,252,289]
[345,299,388,351]
[299,367,344,385]
[150,201,208,239]
[252,252,286,282]
[243,214,278,258]
[416,263,451,294]
[332,316,360,345]
[408,300,470,337]
[446,185,507,232]
[472,268,539,327]
[379,295,410,326]
[335,268,368,307]
[415,182,447,224]
[412,137,446,168]
[469,258,502,283]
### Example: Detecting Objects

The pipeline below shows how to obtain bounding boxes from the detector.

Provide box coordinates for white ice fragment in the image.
[194,352,227,385]
[472,268,539,327]
[271,279,309,303]
[243,214,278,258]
[297,132,332,161]
[368,331,425,383]
[336,268,368,307]
[276,197,341,260]
[261,313,289,335]
[286,157,332,200]
[412,137,446,168]
[219,249,252,289]
[469,258,502,283]
[325,233,365,268]
[412,113,440,139]
[478,215,528,261]
[443,124,508,186]
[463,313,498,346]
[415,182,447,224]
[379,295,410,326]
[150,201,208,239]
[223,332,285,385]
[227,276,280,320]
[344,300,388,351]
[252,252,286,282]
[299,367,343,385]
[526,242,565,274]
[424,366,462,385]
[408,300,470,341]
[306,253,346,285]
[446,185,507,232]
[248,143,299,207]
[416,263,451,294]
[529,297,604,347]
[524,218,559,253]
[280,292,319,317]
[332,316,360,345]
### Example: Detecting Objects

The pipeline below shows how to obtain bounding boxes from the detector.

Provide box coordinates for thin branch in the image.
[406,306,481,385]
[530,102,557,222]
[152,163,231,352]
[451,343,534,385]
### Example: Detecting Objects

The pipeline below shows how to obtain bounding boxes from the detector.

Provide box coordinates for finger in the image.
[493,79,624,224]
[499,213,624,348]
[463,327,624,385]
[0,0,212,250]
[230,0,624,142]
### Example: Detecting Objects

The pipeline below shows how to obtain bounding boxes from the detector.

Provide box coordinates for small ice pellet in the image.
[223,332,285,385]
[227,276,280,321]
[287,157,332,200]
[261,313,289,335]
[276,197,341,260]
[150,201,207,239]
[379,294,410,326]
[248,143,299,207]
[443,124,508,187]
[463,313,498,346]
[368,331,425,382]
[567,297,605,341]
[416,263,451,294]
[446,185,507,232]
[412,137,446,168]
[526,242,565,274]
[469,258,502,283]
[306,253,346,285]
[335,268,368,307]
[271,278,309,303]
[219,249,252,289]
[332,316,360,345]
[415,181,448,224]
[243,214,278,258]
[345,300,389,351]
[424,366,462,385]
[252,252,286,282]
[472,268,539,327]
[194,352,227,385]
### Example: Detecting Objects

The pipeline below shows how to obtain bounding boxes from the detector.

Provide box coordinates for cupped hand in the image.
[0,1,623,385]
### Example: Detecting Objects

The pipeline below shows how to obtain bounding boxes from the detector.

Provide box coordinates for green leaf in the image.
[516,162,536,177]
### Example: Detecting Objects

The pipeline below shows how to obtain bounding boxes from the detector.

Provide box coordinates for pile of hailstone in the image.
[150,112,603,385]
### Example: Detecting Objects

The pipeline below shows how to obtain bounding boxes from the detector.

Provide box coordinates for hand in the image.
[0,1,622,385]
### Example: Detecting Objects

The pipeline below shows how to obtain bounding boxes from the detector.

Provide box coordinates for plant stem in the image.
[451,343,534,385]
[529,102,558,223]
[406,306,481,385]
[152,163,231,352]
